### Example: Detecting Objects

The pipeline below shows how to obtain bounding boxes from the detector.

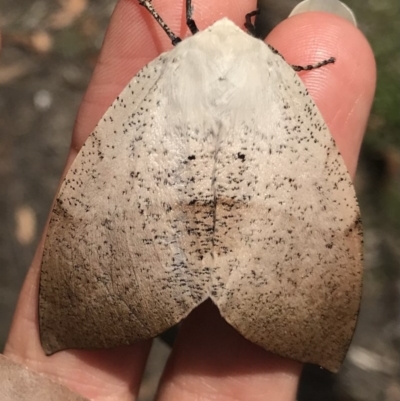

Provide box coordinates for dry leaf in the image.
[15,205,36,245]
[30,31,53,53]
[0,63,32,85]
[49,0,88,30]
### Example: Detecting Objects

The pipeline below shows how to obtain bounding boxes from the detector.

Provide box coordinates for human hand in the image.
[3,1,375,400]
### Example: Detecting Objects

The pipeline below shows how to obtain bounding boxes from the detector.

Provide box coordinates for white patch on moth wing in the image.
[39,19,362,372]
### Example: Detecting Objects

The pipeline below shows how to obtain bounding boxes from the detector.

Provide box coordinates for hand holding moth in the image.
[3,1,375,400]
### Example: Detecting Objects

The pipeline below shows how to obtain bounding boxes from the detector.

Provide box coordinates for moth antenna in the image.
[186,0,199,34]
[290,57,336,71]
[244,9,260,37]
[138,0,182,45]
[267,42,336,72]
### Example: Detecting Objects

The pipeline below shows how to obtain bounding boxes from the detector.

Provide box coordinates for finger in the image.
[155,12,375,401]
[267,12,376,178]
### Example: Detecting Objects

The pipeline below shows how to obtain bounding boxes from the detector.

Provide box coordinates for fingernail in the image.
[289,0,357,27]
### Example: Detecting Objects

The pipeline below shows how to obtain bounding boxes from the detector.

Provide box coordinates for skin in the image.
[3,0,375,400]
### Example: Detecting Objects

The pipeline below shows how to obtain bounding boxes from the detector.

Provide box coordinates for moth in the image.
[39,0,363,372]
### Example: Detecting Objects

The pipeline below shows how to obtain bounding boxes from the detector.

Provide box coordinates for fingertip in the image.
[267,12,376,177]
[157,302,302,401]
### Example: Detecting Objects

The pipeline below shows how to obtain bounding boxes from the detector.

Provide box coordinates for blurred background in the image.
[0,0,399,400]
